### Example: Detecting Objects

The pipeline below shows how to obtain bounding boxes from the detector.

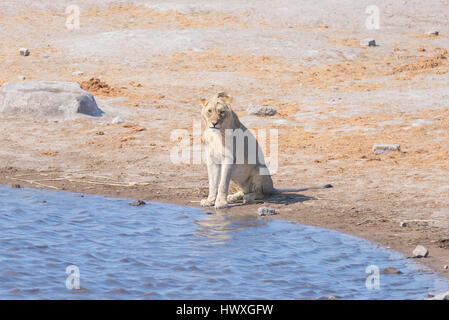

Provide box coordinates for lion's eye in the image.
[208,109,212,113]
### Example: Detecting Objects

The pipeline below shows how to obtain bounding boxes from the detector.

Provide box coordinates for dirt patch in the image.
[392,49,449,74]
[437,239,449,249]
[79,78,122,97]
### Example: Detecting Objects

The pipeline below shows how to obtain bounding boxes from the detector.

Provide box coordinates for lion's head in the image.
[200,92,239,130]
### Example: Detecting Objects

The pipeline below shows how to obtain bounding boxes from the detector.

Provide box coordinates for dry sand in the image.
[1,0,449,279]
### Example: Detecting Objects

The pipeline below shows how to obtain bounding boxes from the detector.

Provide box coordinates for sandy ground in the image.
[1,0,449,281]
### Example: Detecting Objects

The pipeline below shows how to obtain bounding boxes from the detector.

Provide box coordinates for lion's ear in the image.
[200,98,208,107]
[217,92,233,105]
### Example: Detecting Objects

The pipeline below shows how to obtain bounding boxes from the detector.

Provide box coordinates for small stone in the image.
[443,265,448,270]
[373,144,401,155]
[11,184,21,188]
[318,295,340,300]
[258,206,276,216]
[413,245,429,258]
[400,221,407,227]
[130,200,146,206]
[246,105,277,116]
[382,267,403,274]
[111,116,124,124]
[19,48,30,56]
[72,71,84,76]
[427,291,449,300]
[17,75,26,81]
[426,31,439,36]
[360,39,376,47]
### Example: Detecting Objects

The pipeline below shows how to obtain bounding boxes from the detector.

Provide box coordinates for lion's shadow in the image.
[225,192,316,207]
[261,193,316,205]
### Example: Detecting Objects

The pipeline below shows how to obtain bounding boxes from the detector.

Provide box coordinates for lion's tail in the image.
[273,184,333,194]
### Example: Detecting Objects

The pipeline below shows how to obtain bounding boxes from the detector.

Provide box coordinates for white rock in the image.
[19,48,30,56]
[17,75,26,81]
[373,144,401,155]
[258,206,276,216]
[360,39,376,47]
[399,221,407,227]
[318,295,340,300]
[0,81,103,119]
[72,71,84,76]
[412,245,429,258]
[443,265,448,270]
[426,31,439,36]
[427,291,449,300]
[111,116,124,124]
[247,105,277,116]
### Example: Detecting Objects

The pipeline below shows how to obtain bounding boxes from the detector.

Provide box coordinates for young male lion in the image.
[200,92,331,209]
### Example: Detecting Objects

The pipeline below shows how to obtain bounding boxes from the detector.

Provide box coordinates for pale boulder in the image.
[0,81,103,120]
[412,245,429,258]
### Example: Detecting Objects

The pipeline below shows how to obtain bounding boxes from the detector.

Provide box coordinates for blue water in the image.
[0,186,447,299]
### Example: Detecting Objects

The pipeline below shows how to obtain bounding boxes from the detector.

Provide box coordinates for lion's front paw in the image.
[214,199,229,209]
[200,198,215,207]
[227,191,244,203]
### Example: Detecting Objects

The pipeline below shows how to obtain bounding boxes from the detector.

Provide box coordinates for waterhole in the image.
[0,186,447,299]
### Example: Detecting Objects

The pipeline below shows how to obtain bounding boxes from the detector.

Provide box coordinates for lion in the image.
[200,92,332,209]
